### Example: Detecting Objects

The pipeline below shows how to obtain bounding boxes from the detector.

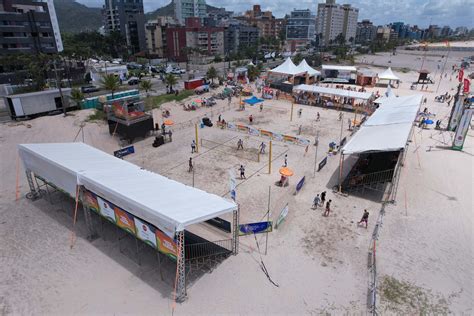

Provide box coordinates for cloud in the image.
[76,0,474,28]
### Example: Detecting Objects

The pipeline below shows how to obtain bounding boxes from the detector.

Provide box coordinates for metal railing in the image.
[185,238,233,261]
[343,169,395,193]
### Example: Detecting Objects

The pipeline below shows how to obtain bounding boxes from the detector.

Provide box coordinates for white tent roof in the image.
[296,59,321,76]
[18,143,237,237]
[322,65,357,72]
[378,67,400,81]
[342,94,422,154]
[270,57,306,76]
[293,84,373,100]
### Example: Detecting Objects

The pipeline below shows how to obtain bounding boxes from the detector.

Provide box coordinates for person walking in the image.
[191,140,196,153]
[283,154,288,167]
[239,165,246,179]
[259,142,266,154]
[316,112,320,121]
[237,139,243,150]
[321,191,327,205]
[249,114,253,124]
[313,194,321,209]
[358,209,369,229]
[348,118,352,130]
[338,112,343,121]
[260,103,263,112]
[188,157,193,172]
[298,108,302,118]
[324,199,332,217]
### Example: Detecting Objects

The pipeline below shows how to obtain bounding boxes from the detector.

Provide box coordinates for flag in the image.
[229,170,236,201]
[458,69,464,82]
[463,78,470,94]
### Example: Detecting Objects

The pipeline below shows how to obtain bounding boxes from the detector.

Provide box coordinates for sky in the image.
[77,0,474,28]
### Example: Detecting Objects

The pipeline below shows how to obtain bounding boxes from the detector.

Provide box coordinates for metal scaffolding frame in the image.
[175,230,186,302]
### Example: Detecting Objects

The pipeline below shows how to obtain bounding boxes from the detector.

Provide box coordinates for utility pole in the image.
[313,131,319,177]
[53,59,67,117]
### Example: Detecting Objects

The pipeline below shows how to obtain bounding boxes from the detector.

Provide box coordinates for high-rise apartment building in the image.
[103,0,146,54]
[315,0,358,46]
[355,19,376,43]
[145,17,176,57]
[173,0,207,25]
[236,5,279,38]
[224,21,259,54]
[0,0,63,55]
[286,9,315,41]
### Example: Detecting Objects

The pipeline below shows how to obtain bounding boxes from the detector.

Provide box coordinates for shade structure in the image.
[296,59,321,77]
[243,96,264,105]
[279,167,294,176]
[342,94,423,154]
[293,84,373,100]
[269,57,306,76]
[378,67,400,81]
[18,143,238,238]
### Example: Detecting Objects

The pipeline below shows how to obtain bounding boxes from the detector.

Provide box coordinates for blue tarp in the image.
[243,96,264,105]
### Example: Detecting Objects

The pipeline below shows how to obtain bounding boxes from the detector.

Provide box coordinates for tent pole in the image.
[232,205,240,255]
[175,230,186,302]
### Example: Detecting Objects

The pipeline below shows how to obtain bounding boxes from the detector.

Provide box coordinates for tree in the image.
[293,53,304,65]
[139,80,153,96]
[164,74,177,93]
[70,88,84,108]
[335,33,346,46]
[247,65,260,81]
[206,66,218,84]
[100,74,119,97]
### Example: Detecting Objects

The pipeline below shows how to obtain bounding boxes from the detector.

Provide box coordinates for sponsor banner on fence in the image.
[114,145,135,158]
[295,176,305,194]
[275,204,289,228]
[83,191,99,213]
[260,130,273,138]
[227,122,237,130]
[229,169,236,201]
[448,95,466,131]
[115,208,136,235]
[340,136,347,147]
[273,133,283,142]
[318,156,328,171]
[297,137,311,146]
[97,196,116,223]
[156,229,178,260]
[134,217,157,248]
[283,135,297,144]
[237,124,249,133]
[248,126,260,136]
[452,109,474,150]
[239,221,273,236]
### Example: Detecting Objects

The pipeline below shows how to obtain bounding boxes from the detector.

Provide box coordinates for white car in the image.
[171,68,186,74]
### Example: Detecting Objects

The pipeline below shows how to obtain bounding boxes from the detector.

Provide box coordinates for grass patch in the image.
[85,109,107,122]
[379,275,451,315]
[145,90,194,110]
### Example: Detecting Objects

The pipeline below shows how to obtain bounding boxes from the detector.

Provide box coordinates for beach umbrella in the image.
[425,119,434,124]
[163,119,174,125]
[279,167,294,177]
[194,99,203,103]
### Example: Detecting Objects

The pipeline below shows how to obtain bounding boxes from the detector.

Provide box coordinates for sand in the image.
[0,50,472,315]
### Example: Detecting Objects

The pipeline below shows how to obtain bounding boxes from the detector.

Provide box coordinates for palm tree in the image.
[164,74,177,93]
[100,74,119,97]
[70,88,84,108]
[139,80,153,96]
[206,66,218,84]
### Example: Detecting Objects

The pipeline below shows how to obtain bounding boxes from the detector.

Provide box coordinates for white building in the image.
[316,0,358,46]
[173,0,207,25]
[43,0,63,52]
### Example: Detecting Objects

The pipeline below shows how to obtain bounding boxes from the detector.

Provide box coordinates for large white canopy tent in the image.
[342,94,423,154]
[293,84,373,100]
[296,59,321,77]
[377,67,401,86]
[269,57,306,76]
[18,142,238,238]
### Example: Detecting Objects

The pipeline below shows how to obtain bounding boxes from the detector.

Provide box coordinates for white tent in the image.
[342,94,422,154]
[322,65,357,72]
[378,67,400,82]
[293,84,373,100]
[18,143,238,238]
[296,59,321,77]
[269,57,306,76]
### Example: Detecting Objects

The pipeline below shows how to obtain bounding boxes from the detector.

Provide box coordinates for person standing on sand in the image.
[188,157,193,172]
[324,200,332,217]
[260,103,263,112]
[283,154,288,167]
[313,194,321,209]
[358,209,369,228]
[259,142,266,154]
[316,112,320,121]
[237,139,243,150]
[298,108,302,118]
[321,191,327,204]
[191,140,196,153]
[348,118,352,130]
[239,165,246,179]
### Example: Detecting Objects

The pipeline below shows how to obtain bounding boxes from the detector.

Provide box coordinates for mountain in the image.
[54,0,103,34]
[145,2,221,20]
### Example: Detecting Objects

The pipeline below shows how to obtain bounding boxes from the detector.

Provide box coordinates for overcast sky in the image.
[77,0,474,28]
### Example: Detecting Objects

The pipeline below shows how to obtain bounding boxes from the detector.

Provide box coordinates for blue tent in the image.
[243,96,264,105]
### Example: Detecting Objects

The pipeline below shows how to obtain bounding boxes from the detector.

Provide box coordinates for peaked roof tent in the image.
[269,57,306,76]
[293,84,373,100]
[342,94,423,154]
[18,143,238,238]
[322,65,357,72]
[378,67,401,81]
[296,59,321,76]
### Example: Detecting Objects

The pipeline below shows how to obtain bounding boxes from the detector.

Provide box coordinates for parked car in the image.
[171,68,185,75]
[194,85,209,94]
[81,85,100,93]
[127,77,140,85]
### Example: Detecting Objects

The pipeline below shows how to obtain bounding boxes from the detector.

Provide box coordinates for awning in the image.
[342,94,423,154]
[270,57,306,76]
[18,143,238,237]
[293,84,373,100]
[378,67,400,81]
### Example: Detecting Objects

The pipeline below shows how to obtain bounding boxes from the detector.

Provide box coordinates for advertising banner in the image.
[83,191,99,213]
[227,122,237,130]
[283,135,297,144]
[239,221,273,236]
[114,145,135,158]
[452,109,474,150]
[229,169,236,201]
[272,133,283,142]
[275,204,289,229]
[115,208,136,235]
[448,95,465,131]
[297,137,311,146]
[248,126,260,136]
[458,68,464,82]
[237,124,249,133]
[295,176,305,194]
[318,156,328,171]
[340,136,347,147]
[463,78,470,94]
[156,229,178,260]
[260,130,273,138]
[134,217,157,248]
[97,196,117,223]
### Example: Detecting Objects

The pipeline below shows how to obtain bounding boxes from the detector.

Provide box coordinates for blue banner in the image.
[318,156,328,171]
[239,221,273,236]
[295,176,305,193]
[114,145,135,158]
